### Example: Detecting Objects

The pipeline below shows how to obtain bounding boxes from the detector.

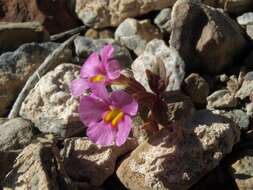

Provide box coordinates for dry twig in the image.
[50,25,87,41]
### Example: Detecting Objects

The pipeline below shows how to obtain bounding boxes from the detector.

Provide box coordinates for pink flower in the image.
[79,86,138,146]
[70,44,121,97]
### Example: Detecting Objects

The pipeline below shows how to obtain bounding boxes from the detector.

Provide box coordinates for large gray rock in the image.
[170,0,249,74]
[20,64,82,137]
[75,0,177,28]
[62,137,137,186]
[117,110,240,190]
[0,22,49,53]
[0,42,72,117]
[0,118,34,151]
[3,135,58,190]
[132,39,185,93]
[74,37,133,68]
[115,18,162,55]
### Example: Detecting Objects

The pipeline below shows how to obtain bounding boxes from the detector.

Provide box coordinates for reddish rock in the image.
[0,0,80,34]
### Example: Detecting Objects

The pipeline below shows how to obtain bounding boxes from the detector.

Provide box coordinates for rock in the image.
[85,28,114,39]
[20,64,82,137]
[0,0,80,34]
[246,25,253,40]
[98,29,114,39]
[132,39,185,93]
[189,164,237,190]
[75,0,177,28]
[115,18,162,55]
[154,8,172,33]
[236,71,253,99]
[0,42,72,117]
[227,75,241,94]
[207,89,237,109]
[0,150,21,187]
[213,109,250,131]
[0,118,34,184]
[202,0,225,7]
[117,110,240,190]
[62,137,137,186]
[170,0,249,74]
[0,22,49,53]
[164,91,195,126]
[74,36,133,67]
[225,0,253,15]
[3,135,59,189]
[183,73,210,104]
[0,118,34,151]
[85,28,99,39]
[237,12,253,26]
[229,149,253,190]
[133,92,194,143]
[246,102,253,117]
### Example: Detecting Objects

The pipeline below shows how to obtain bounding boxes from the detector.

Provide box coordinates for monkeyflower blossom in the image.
[79,86,138,146]
[70,44,121,96]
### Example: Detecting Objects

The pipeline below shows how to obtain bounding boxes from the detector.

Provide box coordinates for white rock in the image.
[20,64,82,137]
[115,18,162,55]
[237,12,253,26]
[132,39,185,93]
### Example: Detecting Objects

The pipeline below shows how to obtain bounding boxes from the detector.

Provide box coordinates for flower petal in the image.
[100,44,114,64]
[105,60,121,80]
[89,83,110,103]
[115,115,132,146]
[80,52,103,78]
[110,90,138,116]
[69,78,89,97]
[79,96,108,126]
[87,121,115,146]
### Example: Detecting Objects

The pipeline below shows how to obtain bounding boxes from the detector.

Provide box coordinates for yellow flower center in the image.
[104,107,124,127]
[90,74,105,82]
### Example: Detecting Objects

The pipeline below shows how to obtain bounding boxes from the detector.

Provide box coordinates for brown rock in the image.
[117,110,240,190]
[170,0,249,74]
[3,135,58,190]
[0,22,49,53]
[183,73,210,104]
[85,28,114,39]
[225,0,253,15]
[62,137,137,186]
[0,0,80,34]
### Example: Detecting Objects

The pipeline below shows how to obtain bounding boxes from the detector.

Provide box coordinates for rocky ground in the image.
[0,0,253,189]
